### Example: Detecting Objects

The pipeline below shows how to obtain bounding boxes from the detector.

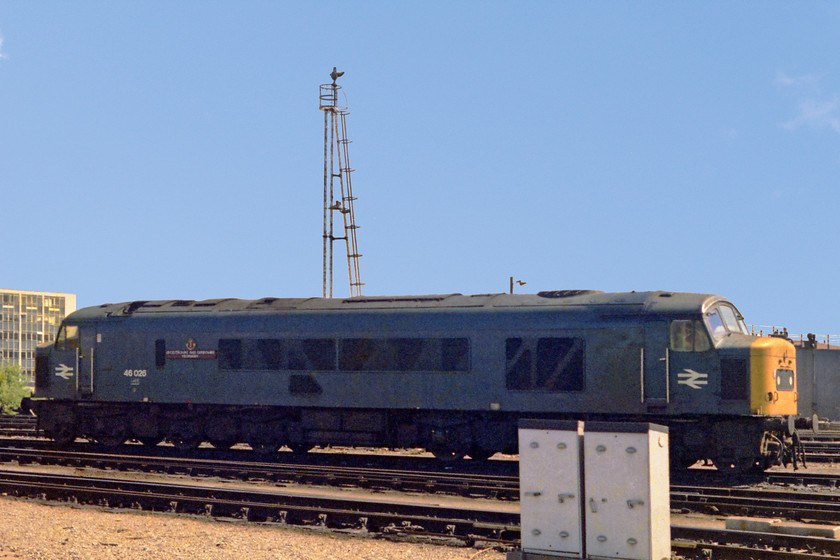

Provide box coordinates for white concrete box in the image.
[583,422,670,560]
[518,419,583,559]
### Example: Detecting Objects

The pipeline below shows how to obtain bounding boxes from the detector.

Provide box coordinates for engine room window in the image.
[218,339,243,370]
[55,324,80,351]
[775,368,794,391]
[339,337,470,372]
[253,338,336,371]
[442,338,470,371]
[506,337,585,392]
[219,337,470,373]
[155,339,166,368]
[294,339,336,371]
[669,320,712,352]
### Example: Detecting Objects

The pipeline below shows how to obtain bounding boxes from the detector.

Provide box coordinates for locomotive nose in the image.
[749,336,797,416]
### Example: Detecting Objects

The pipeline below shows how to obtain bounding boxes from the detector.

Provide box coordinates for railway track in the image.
[2,467,840,559]
[671,526,840,560]
[0,445,518,499]
[0,414,36,437]
[0,468,518,546]
[9,444,840,524]
[671,484,840,523]
[6,429,840,557]
[801,434,840,463]
[8,439,840,491]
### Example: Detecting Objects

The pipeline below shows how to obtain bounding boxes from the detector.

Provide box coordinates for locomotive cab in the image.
[704,302,797,418]
[663,299,800,471]
[33,322,85,400]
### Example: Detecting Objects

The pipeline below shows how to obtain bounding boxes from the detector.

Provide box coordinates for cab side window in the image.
[55,325,80,351]
[670,320,712,352]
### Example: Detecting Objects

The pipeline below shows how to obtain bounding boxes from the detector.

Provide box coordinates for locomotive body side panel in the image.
[36,295,743,415]
[28,290,802,469]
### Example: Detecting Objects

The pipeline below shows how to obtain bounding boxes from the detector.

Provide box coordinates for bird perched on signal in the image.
[330,67,344,85]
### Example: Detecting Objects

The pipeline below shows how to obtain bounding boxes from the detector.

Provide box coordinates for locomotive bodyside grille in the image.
[720,358,748,400]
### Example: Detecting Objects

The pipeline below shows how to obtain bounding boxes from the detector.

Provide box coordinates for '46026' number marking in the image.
[123,369,147,378]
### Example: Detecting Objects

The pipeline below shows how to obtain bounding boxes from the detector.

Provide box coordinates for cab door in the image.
[643,320,669,407]
[77,328,97,398]
[49,324,80,399]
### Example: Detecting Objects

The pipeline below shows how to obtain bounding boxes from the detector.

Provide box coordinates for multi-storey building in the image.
[1,289,77,385]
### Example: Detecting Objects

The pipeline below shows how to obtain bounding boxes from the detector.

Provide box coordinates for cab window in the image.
[669,320,712,352]
[55,324,80,351]
[719,305,748,335]
[706,309,726,341]
[705,303,748,342]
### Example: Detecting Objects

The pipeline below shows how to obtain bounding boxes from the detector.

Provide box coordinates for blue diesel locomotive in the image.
[26,290,802,471]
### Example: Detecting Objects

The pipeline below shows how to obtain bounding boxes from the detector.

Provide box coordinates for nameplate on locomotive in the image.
[166,339,217,360]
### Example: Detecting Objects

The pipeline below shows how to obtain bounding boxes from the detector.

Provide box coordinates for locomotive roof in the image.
[66,290,728,321]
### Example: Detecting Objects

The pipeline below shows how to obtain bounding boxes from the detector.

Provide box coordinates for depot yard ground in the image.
[0,496,505,560]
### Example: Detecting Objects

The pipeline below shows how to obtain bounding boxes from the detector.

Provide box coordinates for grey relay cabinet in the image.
[513,420,670,560]
[518,420,584,557]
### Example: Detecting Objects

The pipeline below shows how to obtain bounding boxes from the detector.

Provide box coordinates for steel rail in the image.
[672,526,840,559]
[671,484,840,523]
[2,468,840,558]
[0,414,36,437]
[0,468,518,546]
[0,446,519,500]
[11,444,840,521]
[766,470,840,488]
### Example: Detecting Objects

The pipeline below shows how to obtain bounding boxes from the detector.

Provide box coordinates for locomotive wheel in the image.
[95,435,126,448]
[669,445,697,470]
[467,447,496,461]
[139,436,163,447]
[249,440,281,454]
[713,456,759,474]
[288,443,315,454]
[429,446,467,462]
[51,423,77,447]
[169,435,202,451]
[209,438,237,450]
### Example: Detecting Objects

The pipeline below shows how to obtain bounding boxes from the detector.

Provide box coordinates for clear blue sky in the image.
[1,3,839,339]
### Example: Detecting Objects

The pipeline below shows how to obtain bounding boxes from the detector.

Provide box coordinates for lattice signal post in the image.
[319,67,363,298]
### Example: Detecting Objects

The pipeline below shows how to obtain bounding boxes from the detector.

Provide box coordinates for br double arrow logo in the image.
[677,369,708,389]
[54,363,74,379]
